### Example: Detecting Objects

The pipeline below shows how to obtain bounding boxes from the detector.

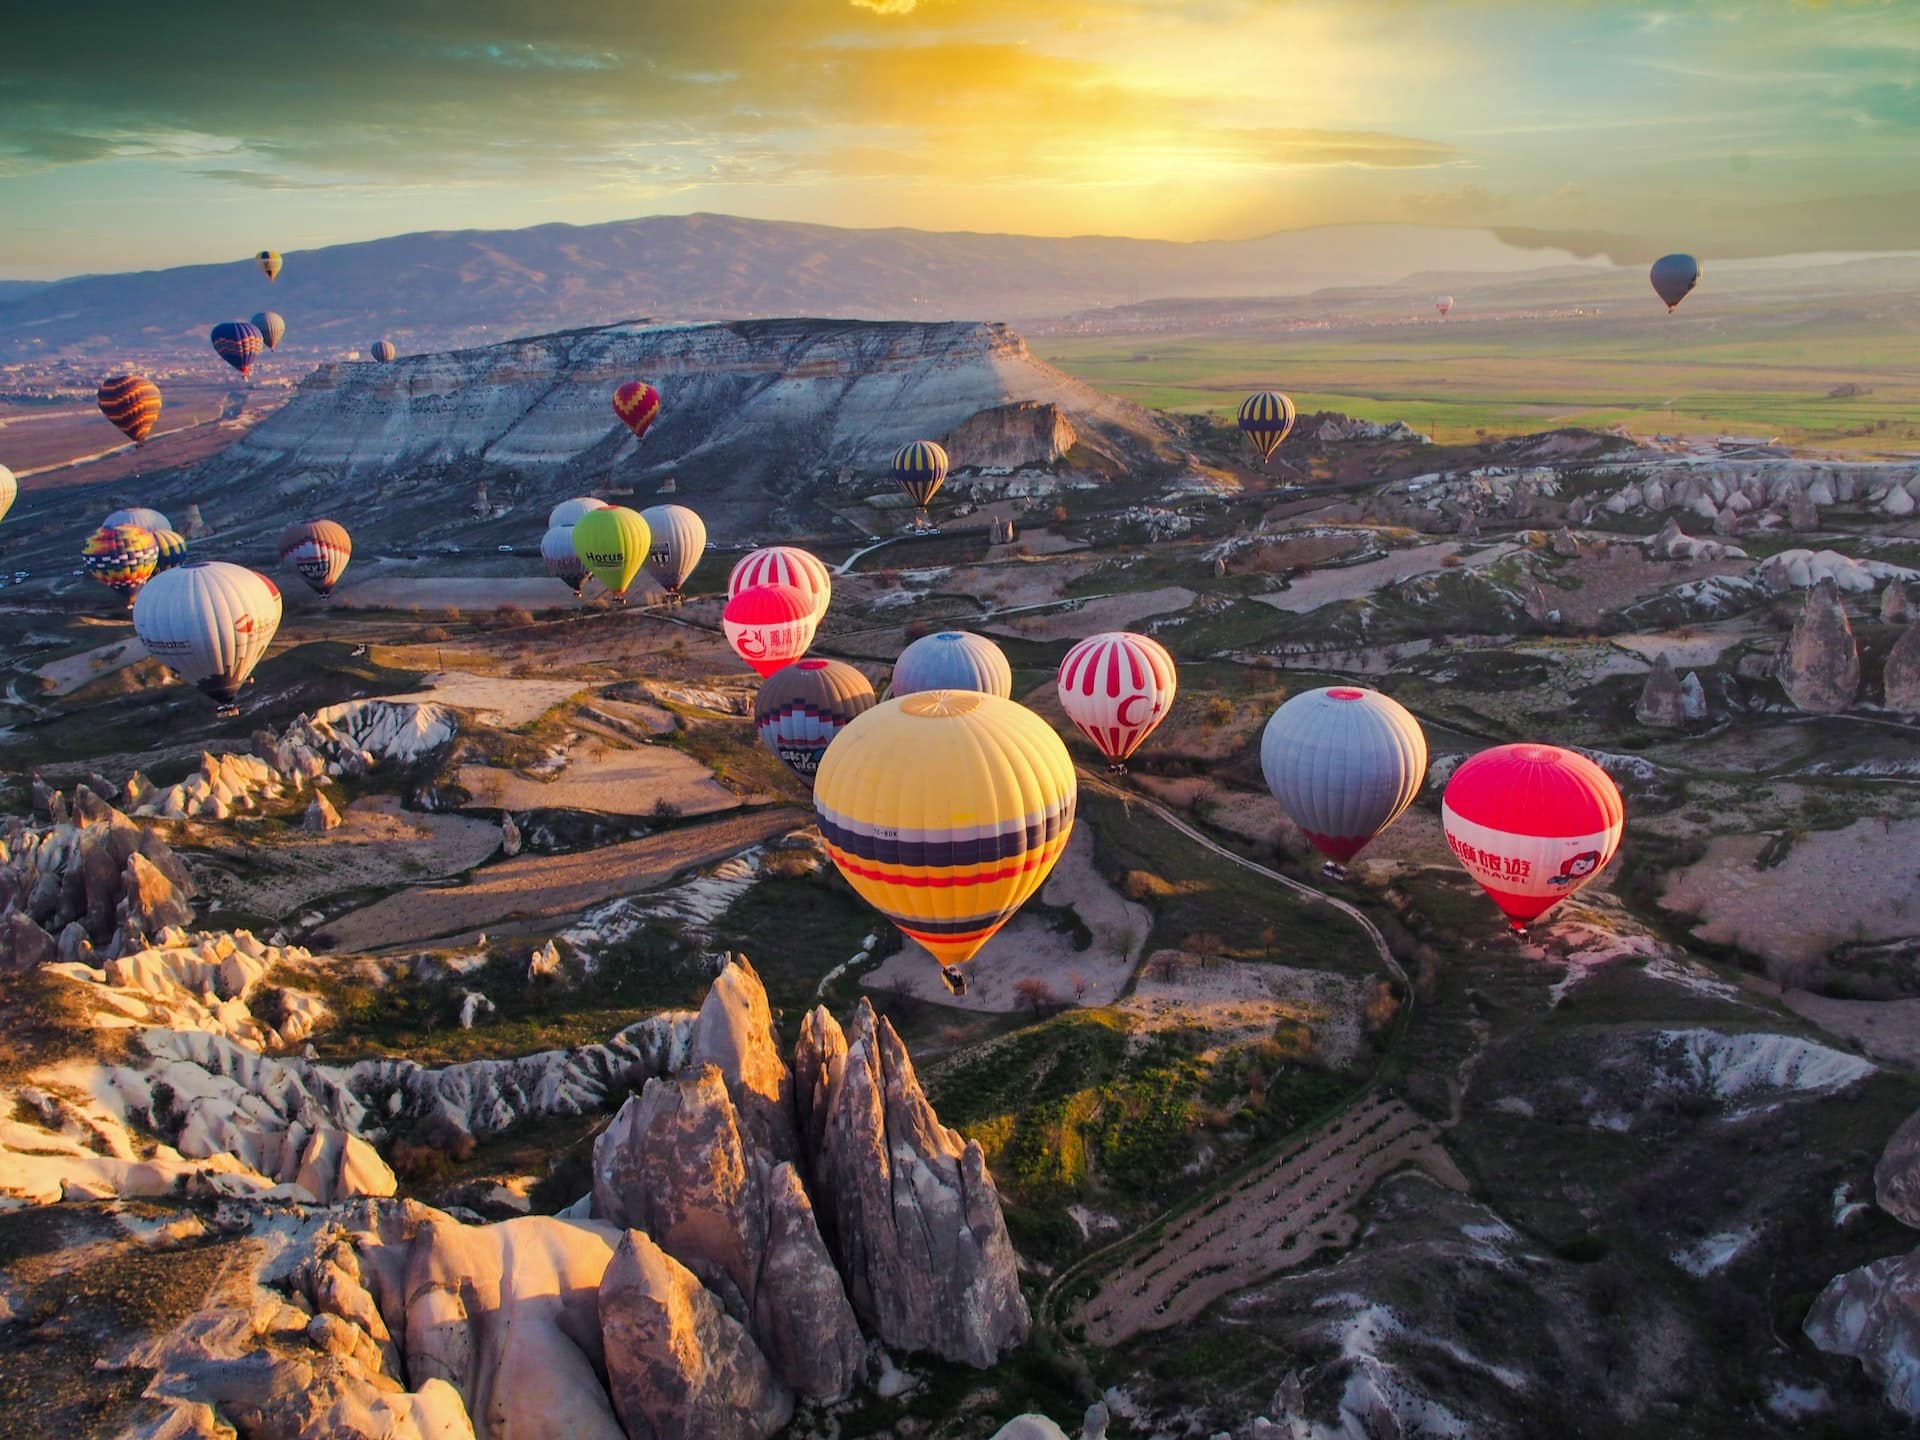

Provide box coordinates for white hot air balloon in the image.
[1056,631,1178,772]
[132,561,282,716]
[1260,686,1428,879]
[639,503,707,601]
[548,496,608,530]
[542,525,591,596]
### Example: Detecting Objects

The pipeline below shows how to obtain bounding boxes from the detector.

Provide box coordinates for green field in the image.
[1040,301,1920,451]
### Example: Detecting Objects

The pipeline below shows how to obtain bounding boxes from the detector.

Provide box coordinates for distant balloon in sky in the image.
[210,321,263,378]
[754,658,876,783]
[1056,630,1177,771]
[98,375,163,444]
[1649,253,1700,312]
[891,630,1012,700]
[279,519,352,597]
[639,503,707,598]
[83,524,159,607]
[548,496,608,530]
[256,250,282,282]
[1441,743,1624,934]
[612,381,662,444]
[134,561,282,715]
[542,525,590,596]
[724,583,817,677]
[571,505,651,601]
[370,340,397,362]
[1261,687,1427,869]
[251,311,286,350]
[728,546,831,621]
[890,440,948,528]
[1238,391,1296,465]
[1435,295,1454,319]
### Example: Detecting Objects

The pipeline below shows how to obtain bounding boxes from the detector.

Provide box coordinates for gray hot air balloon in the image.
[542,524,590,596]
[548,496,608,530]
[132,560,283,716]
[1260,686,1428,877]
[105,506,172,534]
[890,630,1013,699]
[1649,253,1700,312]
[639,503,707,600]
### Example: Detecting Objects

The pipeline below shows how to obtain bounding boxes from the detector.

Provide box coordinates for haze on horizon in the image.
[3,0,1916,280]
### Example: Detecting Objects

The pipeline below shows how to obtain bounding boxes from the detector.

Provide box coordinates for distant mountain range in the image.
[0,213,1607,363]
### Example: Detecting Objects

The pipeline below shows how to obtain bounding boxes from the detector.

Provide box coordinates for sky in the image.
[2,0,1915,278]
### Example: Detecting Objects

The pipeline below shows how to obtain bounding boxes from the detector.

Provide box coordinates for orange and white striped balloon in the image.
[1056,631,1178,769]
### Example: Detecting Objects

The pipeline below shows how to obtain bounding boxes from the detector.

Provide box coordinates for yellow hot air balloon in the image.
[571,505,651,602]
[814,690,1076,994]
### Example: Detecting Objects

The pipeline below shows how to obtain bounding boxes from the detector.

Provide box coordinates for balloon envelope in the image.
[105,507,171,534]
[571,506,651,599]
[728,546,831,620]
[150,529,190,573]
[98,375,163,444]
[892,631,1012,699]
[1441,743,1624,931]
[1057,631,1178,766]
[815,690,1076,971]
[639,504,707,594]
[370,340,396,363]
[754,658,876,782]
[133,561,282,708]
[548,496,608,530]
[251,311,286,350]
[890,441,949,508]
[280,519,351,597]
[542,525,589,595]
[1650,253,1700,311]
[724,583,817,677]
[1435,295,1454,318]
[82,524,159,601]
[0,465,14,526]
[1260,687,1427,863]
[210,321,264,377]
[1238,391,1296,464]
[612,381,661,443]
[256,250,282,282]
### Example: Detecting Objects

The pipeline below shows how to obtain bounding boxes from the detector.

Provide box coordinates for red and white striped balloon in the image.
[1441,743,1624,933]
[728,546,831,621]
[1056,631,1178,768]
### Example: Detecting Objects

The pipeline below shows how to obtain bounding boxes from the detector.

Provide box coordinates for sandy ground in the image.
[964,558,1099,612]
[33,636,146,696]
[317,805,805,952]
[382,672,584,726]
[1119,955,1366,1068]
[1250,543,1499,614]
[860,826,1150,1012]
[987,586,1196,643]
[456,735,739,817]
[1539,547,1750,628]
[1609,623,1751,667]
[1660,818,1920,969]
[1782,991,1920,1069]
[1080,1094,1466,1343]
[191,796,502,922]
[333,577,642,612]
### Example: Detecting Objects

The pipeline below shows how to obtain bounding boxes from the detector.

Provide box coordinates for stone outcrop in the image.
[1635,654,1687,729]
[1885,582,1912,624]
[796,999,1030,1366]
[1887,626,1920,715]
[598,1229,793,1440]
[1760,548,1917,595]
[500,812,522,857]
[0,787,195,957]
[304,792,342,832]
[944,400,1077,472]
[685,953,798,1165]
[1645,516,1744,563]
[1806,1248,1920,1417]
[1778,577,1861,714]
[1877,1109,1920,1229]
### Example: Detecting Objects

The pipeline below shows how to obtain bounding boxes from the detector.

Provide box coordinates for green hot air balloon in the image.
[571,506,651,602]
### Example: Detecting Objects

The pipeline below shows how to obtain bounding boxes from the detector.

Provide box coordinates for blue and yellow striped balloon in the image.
[1237,391,1296,464]
[814,690,1076,973]
[151,529,190,572]
[889,440,949,508]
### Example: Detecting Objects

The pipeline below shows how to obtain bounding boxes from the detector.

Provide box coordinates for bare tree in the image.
[1012,977,1056,1017]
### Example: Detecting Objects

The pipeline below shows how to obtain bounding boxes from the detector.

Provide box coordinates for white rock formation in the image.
[1759,548,1919,595]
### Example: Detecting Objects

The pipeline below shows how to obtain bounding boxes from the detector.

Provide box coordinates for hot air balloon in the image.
[370,340,397,363]
[542,525,590,596]
[256,250,282,282]
[815,690,1077,994]
[548,497,608,530]
[571,506,651,602]
[612,381,662,444]
[133,561,282,715]
[639,504,707,601]
[1441,744,1624,935]
[98,375,163,444]
[251,311,286,351]
[1238,392,1296,466]
[891,630,1012,699]
[890,441,949,531]
[150,529,189,573]
[728,546,831,621]
[280,519,351,597]
[1435,295,1454,319]
[754,658,876,783]
[104,507,171,533]
[1650,254,1700,312]
[0,465,14,527]
[1056,631,1178,772]
[1260,687,1427,878]
[210,322,263,378]
[724,584,817,677]
[82,524,159,607]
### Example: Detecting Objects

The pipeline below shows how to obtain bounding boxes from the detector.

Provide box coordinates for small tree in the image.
[1067,970,1091,1003]
[1259,926,1277,959]
[1012,977,1056,1017]
[1050,504,1069,525]
[1183,931,1226,968]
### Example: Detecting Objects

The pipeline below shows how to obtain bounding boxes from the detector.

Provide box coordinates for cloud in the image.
[1399,183,1510,222]
[850,0,919,12]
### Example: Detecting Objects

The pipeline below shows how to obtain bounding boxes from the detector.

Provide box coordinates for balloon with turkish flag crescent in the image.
[1055,630,1178,772]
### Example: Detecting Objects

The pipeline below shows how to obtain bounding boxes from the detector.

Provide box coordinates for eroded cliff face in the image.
[189,319,1179,541]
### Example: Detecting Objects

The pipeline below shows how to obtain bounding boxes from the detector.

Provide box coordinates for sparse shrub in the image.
[1012,977,1057,1016]
[1014,544,1032,558]
[1201,696,1234,726]
[1364,978,1403,1046]
[904,621,930,642]
[438,606,461,622]
[1123,869,1173,901]
[494,605,535,626]
[420,626,453,643]
[1439,553,1464,569]
[650,797,682,823]
[763,852,817,880]
[1050,504,1069,524]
